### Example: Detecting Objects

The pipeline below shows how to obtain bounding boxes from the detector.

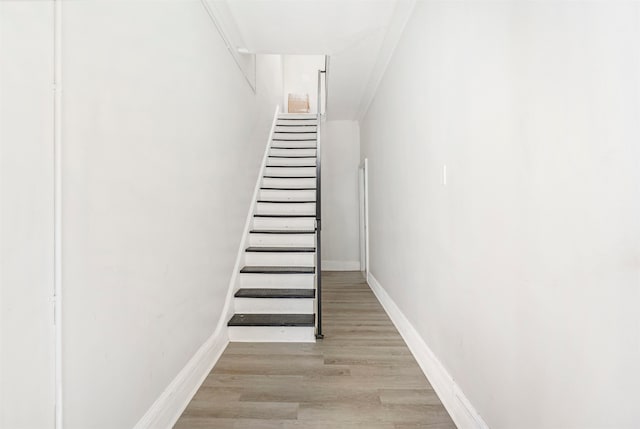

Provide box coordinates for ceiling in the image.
[213,0,415,120]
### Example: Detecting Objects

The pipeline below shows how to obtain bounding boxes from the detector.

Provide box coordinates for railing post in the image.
[315,68,324,339]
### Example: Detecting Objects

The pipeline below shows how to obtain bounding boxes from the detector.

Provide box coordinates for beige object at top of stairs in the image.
[288,93,310,113]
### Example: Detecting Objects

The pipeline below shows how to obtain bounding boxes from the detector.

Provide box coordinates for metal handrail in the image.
[315,57,328,339]
[324,56,330,115]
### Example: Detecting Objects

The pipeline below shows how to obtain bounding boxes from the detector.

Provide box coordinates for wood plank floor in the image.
[174,271,455,429]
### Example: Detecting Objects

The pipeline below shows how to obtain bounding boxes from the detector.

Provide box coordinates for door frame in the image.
[358,158,369,277]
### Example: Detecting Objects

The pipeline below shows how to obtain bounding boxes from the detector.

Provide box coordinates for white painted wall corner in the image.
[366,273,490,429]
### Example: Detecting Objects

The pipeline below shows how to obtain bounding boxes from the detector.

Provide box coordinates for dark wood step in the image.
[254,214,315,218]
[235,288,315,299]
[273,139,317,142]
[250,229,315,234]
[268,155,316,158]
[228,313,315,327]
[260,187,316,190]
[274,131,317,134]
[263,176,315,179]
[275,124,317,127]
[257,200,315,204]
[271,146,317,150]
[240,266,315,274]
[246,246,315,253]
[266,165,316,168]
[257,201,315,205]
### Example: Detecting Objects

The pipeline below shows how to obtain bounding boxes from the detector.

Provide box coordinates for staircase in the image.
[227,113,320,343]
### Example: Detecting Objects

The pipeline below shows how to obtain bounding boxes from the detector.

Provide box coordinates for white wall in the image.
[321,120,360,271]
[0,2,56,428]
[283,55,325,113]
[361,2,640,428]
[57,2,281,428]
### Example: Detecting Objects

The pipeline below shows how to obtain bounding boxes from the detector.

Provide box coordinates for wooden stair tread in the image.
[250,229,315,234]
[254,214,315,218]
[270,146,317,150]
[228,313,315,327]
[274,131,317,134]
[260,187,316,190]
[240,266,315,274]
[246,246,315,253]
[234,288,315,299]
[273,139,317,141]
[257,200,315,203]
[263,176,315,179]
[266,165,316,168]
[268,155,316,158]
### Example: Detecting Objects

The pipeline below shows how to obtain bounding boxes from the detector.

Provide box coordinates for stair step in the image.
[235,288,315,299]
[254,214,315,218]
[273,139,317,141]
[246,246,315,253]
[228,313,315,327]
[277,118,319,127]
[257,200,315,204]
[240,272,314,288]
[240,266,315,274]
[277,117,316,121]
[265,167,315,178]
[275,124,317,127]
[266,165,316,168]
[270,149,316,158]
[249,230,315,247]
[260,187,316,190]
[250,229,315,234]
[270,146,317,150]
[263,176,315,179]
[260,186,316,191]
[269,155,316,159]
[274,131,317,134]
[277,119,317,121]
[278,113,318,121]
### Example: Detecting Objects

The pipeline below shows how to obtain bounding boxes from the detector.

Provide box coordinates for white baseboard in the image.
[322,260,361,271]
[366,273,490,429]
[133,329,228,429]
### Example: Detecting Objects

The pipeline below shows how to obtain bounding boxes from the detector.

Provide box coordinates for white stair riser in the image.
[253,217,315,230]
[259,189,316,201]
[271,142,317,150]
[267,157,316,166]
[264,167,315,177]
[240,273,314,288]
[255,202,315,214]
[279,113,316,119]
[244,252,315,267]
[262,177,315,188]
[228,326,315,342]
[273,134,316,142]
[274,126,317,133]
[234,298,314,314]
[249,233,315,247]
[270,148,316,157]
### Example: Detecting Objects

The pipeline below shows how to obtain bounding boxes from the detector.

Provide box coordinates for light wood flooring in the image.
[174,271,455,429]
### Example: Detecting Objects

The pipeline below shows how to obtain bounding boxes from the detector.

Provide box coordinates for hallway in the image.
[174,271,455,428]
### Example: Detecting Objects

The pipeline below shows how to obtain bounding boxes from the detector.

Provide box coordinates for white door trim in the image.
[358,158,369,276]
[53,1,63,427]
